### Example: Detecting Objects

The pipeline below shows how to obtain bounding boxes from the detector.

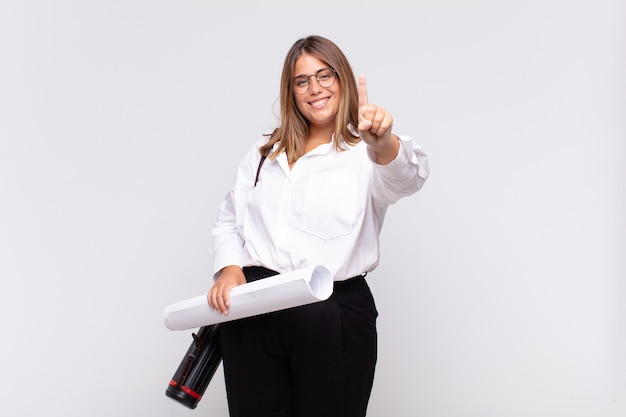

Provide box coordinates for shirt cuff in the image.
[212,244,243,280]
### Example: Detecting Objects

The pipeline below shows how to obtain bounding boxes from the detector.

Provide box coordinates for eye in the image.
[294,77,309,87]
[318,73,331,81]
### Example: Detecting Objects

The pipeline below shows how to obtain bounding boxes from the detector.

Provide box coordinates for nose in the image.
[308,76,323,94]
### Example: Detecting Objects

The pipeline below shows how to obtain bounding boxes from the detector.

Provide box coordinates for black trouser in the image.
[220,266,378,417]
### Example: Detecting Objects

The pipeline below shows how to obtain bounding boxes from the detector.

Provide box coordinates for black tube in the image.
[165,324,222,409]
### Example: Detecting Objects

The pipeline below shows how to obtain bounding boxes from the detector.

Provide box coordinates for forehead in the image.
[293,54,329,76]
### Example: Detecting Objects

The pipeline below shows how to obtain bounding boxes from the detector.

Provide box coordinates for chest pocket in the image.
[301,172,359,240]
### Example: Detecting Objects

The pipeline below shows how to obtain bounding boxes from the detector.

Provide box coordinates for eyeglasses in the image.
[292,68,337,94]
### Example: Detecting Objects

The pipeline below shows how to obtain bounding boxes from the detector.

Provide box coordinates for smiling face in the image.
[293,54,341,133]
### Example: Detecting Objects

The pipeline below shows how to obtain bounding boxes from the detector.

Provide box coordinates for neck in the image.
[305,134,333,154]
[306,124,334,146]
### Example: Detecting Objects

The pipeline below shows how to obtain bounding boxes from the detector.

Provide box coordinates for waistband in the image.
[333,272,367,290]
[242,266,366,287]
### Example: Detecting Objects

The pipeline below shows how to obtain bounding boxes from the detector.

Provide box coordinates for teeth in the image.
[310,98,328,108]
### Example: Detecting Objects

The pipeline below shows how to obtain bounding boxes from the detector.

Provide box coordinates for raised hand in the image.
[357,74,399,164]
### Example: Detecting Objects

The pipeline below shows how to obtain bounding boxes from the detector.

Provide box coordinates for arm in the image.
[207,141,264,314]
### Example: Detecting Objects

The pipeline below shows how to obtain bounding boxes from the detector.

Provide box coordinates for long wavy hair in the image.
[259,35,360,163]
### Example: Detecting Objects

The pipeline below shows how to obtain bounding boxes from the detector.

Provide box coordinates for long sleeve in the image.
[209,139,264,279]
[367,134,430,206]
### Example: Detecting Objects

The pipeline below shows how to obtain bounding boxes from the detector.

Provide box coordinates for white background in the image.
[1,1,624,416]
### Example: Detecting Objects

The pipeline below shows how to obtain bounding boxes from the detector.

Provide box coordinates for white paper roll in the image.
[162,265,333,331]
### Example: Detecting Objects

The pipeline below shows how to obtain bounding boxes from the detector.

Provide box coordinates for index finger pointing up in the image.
[358,74,368,116]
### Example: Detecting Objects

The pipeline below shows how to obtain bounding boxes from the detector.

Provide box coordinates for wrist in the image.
[216,264,242,280]
[373,134,400,165]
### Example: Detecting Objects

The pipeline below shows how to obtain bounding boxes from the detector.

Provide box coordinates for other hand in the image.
[207,265,246,315]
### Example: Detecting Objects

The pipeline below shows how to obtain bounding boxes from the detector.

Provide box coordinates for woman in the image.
[207,35,429,417]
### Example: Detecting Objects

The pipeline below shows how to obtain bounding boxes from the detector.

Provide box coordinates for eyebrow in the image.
[293,67,330,78]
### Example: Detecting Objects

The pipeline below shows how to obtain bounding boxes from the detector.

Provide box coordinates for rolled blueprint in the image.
[163,265,332,331]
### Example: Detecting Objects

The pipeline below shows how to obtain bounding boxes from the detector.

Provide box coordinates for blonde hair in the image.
[260,35,360,163]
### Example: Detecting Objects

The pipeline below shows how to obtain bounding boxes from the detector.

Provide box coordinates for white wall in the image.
[1,1,624,416]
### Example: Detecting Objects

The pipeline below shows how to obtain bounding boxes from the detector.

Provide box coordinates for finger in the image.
[360,104,379,133]
[358,74,368,116]
[222,285,232,315]
[370,109,393,135]
[368,111,383,135]
[208,282,228,315]
[216,284,229,315]
[358,118,372,133]
[209,285,221,311]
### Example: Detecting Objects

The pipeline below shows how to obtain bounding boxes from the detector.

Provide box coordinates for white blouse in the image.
[210,134,429,281]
